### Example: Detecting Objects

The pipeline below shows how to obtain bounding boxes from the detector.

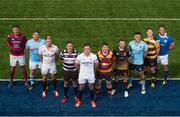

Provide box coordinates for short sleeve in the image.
[26,40,30,48]
[39,47,43,55]
[168,36,174,44]
[75,55,80,64]
[144,42,148,51]
[55,46,59,54]
[59,52,64,60]
[94,55,98,63]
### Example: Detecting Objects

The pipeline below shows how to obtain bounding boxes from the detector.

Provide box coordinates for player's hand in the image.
[32,48,39,50]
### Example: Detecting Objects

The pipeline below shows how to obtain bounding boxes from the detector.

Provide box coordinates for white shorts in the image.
[10,55,25,67]
[42,63,57,75]
[29,61,42,69]
[78,74,95,84]
[157,54,168,65]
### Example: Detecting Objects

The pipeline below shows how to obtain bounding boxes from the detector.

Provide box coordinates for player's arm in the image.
[94,55,99,72]
[6,35,10,46]
[75,56,80,70]
[155,41,160,56]
[144,43,148,58]
[39,47,43,62]
[169,42,175,50]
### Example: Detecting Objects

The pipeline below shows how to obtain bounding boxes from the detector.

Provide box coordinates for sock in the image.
[10,68,15,82]
[89,89,95,101]
[21,67,28,82]
[151,72,156,83]
[43,80,46,91]
[164,71,169,81]
[128,77,133,85]
[30,75,35,83]
[64,87,69,97]
[140,80,145,90]
[78,90,83,101]
[113,80,118,90]
[53,79,57,90]
[106,87,113,95]
[123,81,128,91]
[73,86,78,97]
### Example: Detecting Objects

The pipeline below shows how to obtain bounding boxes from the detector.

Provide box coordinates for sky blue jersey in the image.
[26,38,45,62]
[128,40,148,65]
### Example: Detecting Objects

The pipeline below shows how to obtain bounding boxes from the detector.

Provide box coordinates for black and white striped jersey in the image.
[59,49,79,71]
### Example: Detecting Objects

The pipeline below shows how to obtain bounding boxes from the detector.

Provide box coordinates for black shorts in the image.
[63,70,78,81]
[144,58,157,67]
[129,63,144,72]
[113,69,128,76]
[96,72,112,81]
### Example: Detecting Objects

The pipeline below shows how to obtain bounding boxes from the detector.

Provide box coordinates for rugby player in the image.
[144,28,160,88]
[112,39,130,97]
[26,31,45,85]
[95,42,116,96]
[155,25,175,85]
[7,25,32,90]
[128,32,148,94]
[60,41,79,104]
[75,43,98,108]
[39,36,59,97]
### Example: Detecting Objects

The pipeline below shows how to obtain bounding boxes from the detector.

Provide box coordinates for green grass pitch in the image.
[0,0,180,79]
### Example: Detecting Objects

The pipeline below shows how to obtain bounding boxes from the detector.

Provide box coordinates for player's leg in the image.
[95,79,102,95]
[70,70,79,102]
[88,83,96,108]
[51,73,59,96]
[128,63,135,88]
[112,69,119,95]
[138,65,146,94]
[8,55,17,88]
[122,70,128,97]
[42,74,48,97]
[75,83,85,107]
[30,69,36,85]
[150,59,157,88]
[105,73,113,95]
[61,71,70,103]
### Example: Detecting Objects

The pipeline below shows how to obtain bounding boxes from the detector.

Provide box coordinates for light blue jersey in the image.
[26,38,45,62]
[128,40,148,65]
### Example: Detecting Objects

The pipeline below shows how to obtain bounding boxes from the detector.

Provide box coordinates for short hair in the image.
[134,32,141,35]
[101,42,108,47]
[45,36,52,40]
[66,40,73,45]
[83,43,91,48]
[146,27,153,31]
[12,25,20,29]
[32,31,40,34]
[118,39,125,43]
[158,25,166,29]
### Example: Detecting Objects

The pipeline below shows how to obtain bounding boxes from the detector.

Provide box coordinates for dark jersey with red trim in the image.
[7,33,27,56]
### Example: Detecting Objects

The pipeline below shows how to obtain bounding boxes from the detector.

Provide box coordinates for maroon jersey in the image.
[7,33,27,56]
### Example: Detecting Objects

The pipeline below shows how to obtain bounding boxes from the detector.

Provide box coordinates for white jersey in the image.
[39,44,59,64]
[76,53,98,83]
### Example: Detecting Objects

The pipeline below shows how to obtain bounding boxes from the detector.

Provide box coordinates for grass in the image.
[0,0,180,79]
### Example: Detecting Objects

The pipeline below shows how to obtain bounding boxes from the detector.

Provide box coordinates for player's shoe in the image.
[42,91,46,97]
[61,96,67,104]
[111,89,117,95]
[53,90,59,97]
[8,81,13,88]
[25,82,33,91]
[75,99,82,108]
[162,80,168,85]
[141,89,146,95]
[90,100,96,108]
[150,82,155,88]
[124,91,129,97]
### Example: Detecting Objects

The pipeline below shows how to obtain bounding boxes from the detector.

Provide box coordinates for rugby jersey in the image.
[7,33,27,56]
[144,38,160,59]
[97,50,116,73]
[113,48,130,70]
[60,49,79,71]
[155,33,174,56]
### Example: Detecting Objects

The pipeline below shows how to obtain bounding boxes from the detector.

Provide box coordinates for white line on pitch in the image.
[1,18,180,21]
